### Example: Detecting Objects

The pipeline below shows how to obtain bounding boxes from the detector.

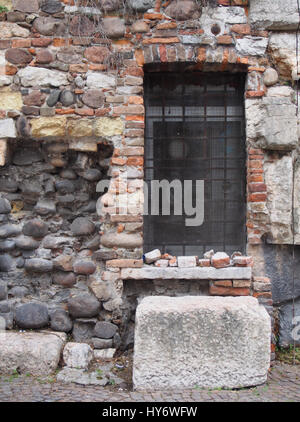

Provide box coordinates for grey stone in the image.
[128,0,154,12]
[68,293,101,318]
[71,217,95,236]
[0,240,15,252]
[256,97,298,151]
[0,254,14,272]
[15,302,49,329]
[73,260,96,275]
[34,200,56,216]
[165,0,202,21]
[33,16,65,36]
[82,90,104,109]
[133,296,271,390]
[72,319,97,342]
[0,331,66,375]
[144,249,161,264]
[25,258,53,273]
[0,198,11,214]
[0,301,10,313]
[50,309,73,332]
[13,0,39,13]
[81,169,102,182]
[13,148,43,165]
[60,90,76,107]
[16,257,25,268]
[0,281,7,300]
[94,321,118,339]
[60,169,77,180]
[43,235,74,249]
[23,219,48,238]
[0,179,18,193]
[279,300,300,347]
[121,266,252,280]
[47,89,61,107]
[41,0,63,14]
[0,312,13,329]
[15,236,40,250]
[92,337,113,349]
[264,155,293,244]
[57,367,108,386]
[9,286,29,298]
[63,342,93,369]
[55,180,75,194]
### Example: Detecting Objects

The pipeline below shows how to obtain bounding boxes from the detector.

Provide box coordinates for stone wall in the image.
[0,0,299,350]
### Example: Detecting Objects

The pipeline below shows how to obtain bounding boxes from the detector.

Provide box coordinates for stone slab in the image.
[121,266,252,280]
[133,296,271,390]
[0,331,66,375]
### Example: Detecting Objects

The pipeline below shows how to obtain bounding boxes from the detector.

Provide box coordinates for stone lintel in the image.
[121,266,252,280]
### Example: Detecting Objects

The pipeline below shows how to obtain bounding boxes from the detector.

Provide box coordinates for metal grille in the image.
[144,72,247,256]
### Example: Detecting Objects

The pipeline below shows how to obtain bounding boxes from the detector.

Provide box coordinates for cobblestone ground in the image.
[0,362,299,402]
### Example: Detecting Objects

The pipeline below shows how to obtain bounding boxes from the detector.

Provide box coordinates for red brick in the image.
[209,285,250,296]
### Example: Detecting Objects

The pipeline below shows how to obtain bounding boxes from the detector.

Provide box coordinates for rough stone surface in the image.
[250,0,299,31]
[133,296,271,390]
[94,321,118,339]
[86,72,116,89]
[128,0,155,12]
[68,293,100,318]
[63,342,93,369]
[50,309,73,333]
[165,0,202,21]
[0,331,66,376]
[23,219,48,238]
[18,67,68,87]
[0,119,16,138]
[264,155,293,244]
[57,367,108,386]
[15,303,49,329]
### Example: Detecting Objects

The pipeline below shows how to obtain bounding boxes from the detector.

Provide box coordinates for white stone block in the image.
[133,296,271,390]
[177,256,197,268]
[121,266,252,280]
[0,119,16,138]
[144,249,161,264]
[63,342,93,369]
[86,72,116,89]
[0,331,66,375]
[250,0,299,31]
[18,67,68,87]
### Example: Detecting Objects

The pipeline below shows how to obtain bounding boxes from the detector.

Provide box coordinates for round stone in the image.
[55,180,75,194]
[71,217,95,236]
[60,90,76,107]
[15,236,40,250]
[0,254,14,272]
[50,309,73,332]
[81,169,102,181]
[69,15,95,37]
[94,321,118,339]
[25,258,53,272]
[0,239,15,252]
[73,260,96,275]
[68,293,101,318]
[165,0,202,20]
[53,271,76,287]
[9,286,29,298]
[0,198,11,214]
[5,48,32,65]
[23,219,48,238]
[60,169,77,180]
[15,302,49,329]
[0,224,21,239]
[0,179,18,193]
[47,89,61,107]
[264,68,279,87]
[0,281,7,300]
[41,0,63,14]
[82,90,104,108]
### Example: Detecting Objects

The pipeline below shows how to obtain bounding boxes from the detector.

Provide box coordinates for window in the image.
[144,70,246,256]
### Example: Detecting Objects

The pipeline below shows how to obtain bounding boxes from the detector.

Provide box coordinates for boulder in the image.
[133,296,271,390]
[68,293,101,318]
[50,309,73,333]
[63,342,93,369]
[94,321,118,339]
[15,302,49,329]
[0,331,66,375]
